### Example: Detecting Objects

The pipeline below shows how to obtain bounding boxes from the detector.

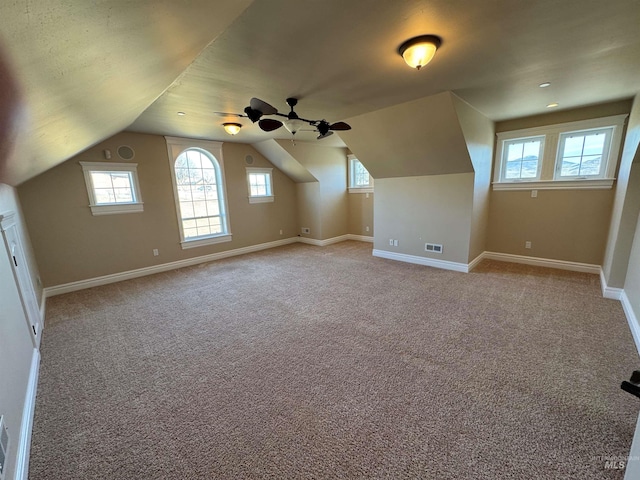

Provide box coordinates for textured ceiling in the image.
[2,0,640,184]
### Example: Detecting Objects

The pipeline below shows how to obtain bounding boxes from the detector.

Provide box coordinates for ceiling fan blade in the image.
[214,112,245,118]
[329,121,351,131]
[250,98,278,115]
[259,118,283,132]
[317,131,334,140]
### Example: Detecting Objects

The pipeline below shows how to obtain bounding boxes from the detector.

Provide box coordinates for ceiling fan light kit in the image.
[398,35,442,70]
[222,122,242,135]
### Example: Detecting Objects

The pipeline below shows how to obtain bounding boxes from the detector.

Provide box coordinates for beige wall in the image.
[488,189,613,264]
[18,131,298,287]
[488,101,632,266]
[277,141,348,241]
[348,192,373,236]
[0,183,37,480]
[296,182,322,238]
[374,174,474,264]
[452,94,494,262]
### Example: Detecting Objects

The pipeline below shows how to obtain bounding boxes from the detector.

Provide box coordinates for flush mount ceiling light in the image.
[223,122,242,135]
[539,82,551,88]
[177,111,186,116]
[546,102,559,108]
[398,35,442,70]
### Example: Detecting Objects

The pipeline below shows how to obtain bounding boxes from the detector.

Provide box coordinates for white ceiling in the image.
[2,0,640,184]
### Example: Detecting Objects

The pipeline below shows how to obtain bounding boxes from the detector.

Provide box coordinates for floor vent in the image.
[425,243,443,254]
[0,415,8,480]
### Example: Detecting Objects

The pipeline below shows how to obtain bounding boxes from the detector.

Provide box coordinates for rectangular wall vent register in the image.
[425,243,443,253]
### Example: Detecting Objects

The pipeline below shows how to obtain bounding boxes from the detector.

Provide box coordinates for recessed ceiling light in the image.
[177,111,186,116]
[539,82,551,88]
[546,103,559,108]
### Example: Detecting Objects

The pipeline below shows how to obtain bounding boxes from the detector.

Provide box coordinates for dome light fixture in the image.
[223,122,242,135]
[398,35,442,70]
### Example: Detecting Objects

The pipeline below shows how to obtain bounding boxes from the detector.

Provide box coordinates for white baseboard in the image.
[483,251,600,274]
[600,268,624,300]
[372,249,469,273]
[347,234,374,243]
[467,252,485,272]
[14,348,40,480]
[297,234,350,247]
[621,291,640,357]
[44,237,299,297]
[44,234,375,298]
[298,234,373,246]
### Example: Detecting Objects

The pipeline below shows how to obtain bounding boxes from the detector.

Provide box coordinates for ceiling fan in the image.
[217,98,351,140]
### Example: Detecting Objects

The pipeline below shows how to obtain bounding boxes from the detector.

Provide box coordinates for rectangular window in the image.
[246,167,274,203]
[555,127,613,179]
[501,136,544,181]
[80,162,143,215]
[348,155,373,193]
[493,114,627,191]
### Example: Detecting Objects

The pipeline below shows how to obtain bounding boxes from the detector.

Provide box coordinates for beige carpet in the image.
[30,241,639,479]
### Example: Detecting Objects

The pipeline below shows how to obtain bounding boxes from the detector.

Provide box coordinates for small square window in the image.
[246,167,274,203]
[555,127,613,179]
[80,162,143,215]
[348,155,373,193]
[500,136,544,182]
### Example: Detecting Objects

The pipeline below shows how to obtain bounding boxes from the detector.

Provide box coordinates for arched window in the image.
[166,138,231,248]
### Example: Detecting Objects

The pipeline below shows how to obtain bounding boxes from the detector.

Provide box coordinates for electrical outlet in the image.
[389,239,393,246]
[301,227,310,234]
[525,241,532,249]
[279,229,283,235]
[365,226,370,232]
[531,190,538,198]
[153,249,159,256]
[393,239,398,247]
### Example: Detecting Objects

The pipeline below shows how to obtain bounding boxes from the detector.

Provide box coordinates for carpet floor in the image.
[29,241,639,479]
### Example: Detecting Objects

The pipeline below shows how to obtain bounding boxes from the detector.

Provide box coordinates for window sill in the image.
[181,234,232,250]
[248,195,274,204]
[348,187,374,194]
[492,179,614,191]
[89,203,144,216]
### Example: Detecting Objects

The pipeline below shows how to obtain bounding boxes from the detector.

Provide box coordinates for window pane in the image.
[579,155,602,176]
[90,171,135,204]
[583,133,605,155]
[558,129,609,178]
[504,139,540,180]
[350,159,371,188]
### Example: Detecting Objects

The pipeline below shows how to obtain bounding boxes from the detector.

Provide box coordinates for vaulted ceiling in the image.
[1,0,639,185]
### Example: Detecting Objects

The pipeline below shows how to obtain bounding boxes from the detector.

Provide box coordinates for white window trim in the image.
[348,154,374,193]
[165,137,232,249]
[246,167,274,204]
[493,114,627,191]
[80,161,143,216]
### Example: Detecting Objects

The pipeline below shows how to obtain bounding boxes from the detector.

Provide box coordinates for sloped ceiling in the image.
[2,0,640,185]
[339,92,473,178]
[252,140,317,183]
[1,0,251,184]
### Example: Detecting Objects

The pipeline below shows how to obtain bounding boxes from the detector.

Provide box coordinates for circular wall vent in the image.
[117,145,135,160]
[245,154,254,165]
